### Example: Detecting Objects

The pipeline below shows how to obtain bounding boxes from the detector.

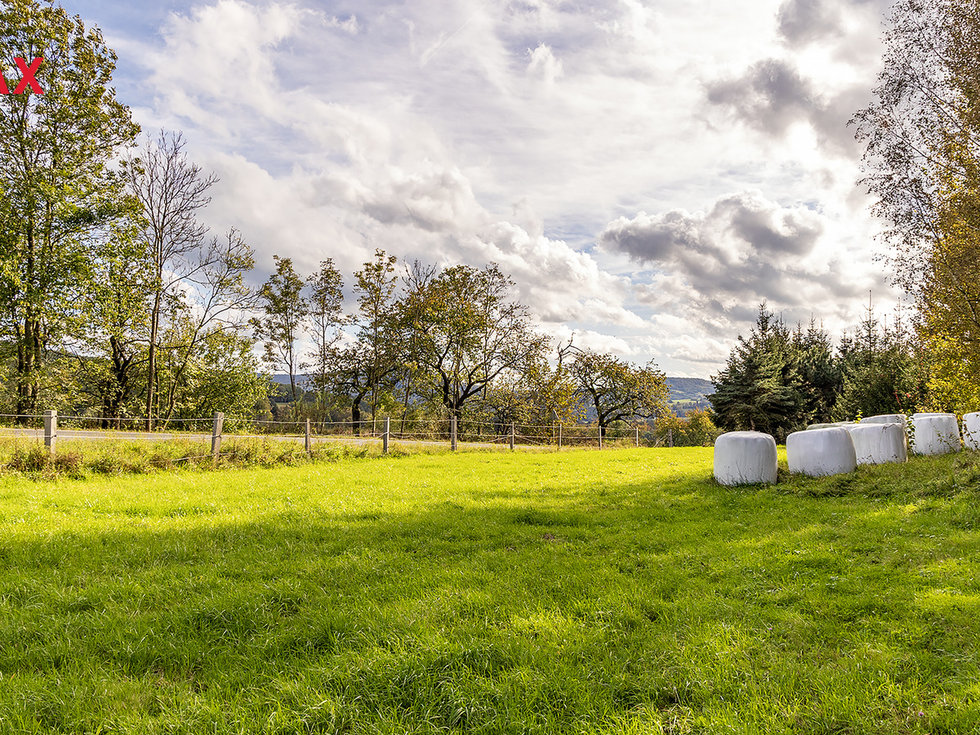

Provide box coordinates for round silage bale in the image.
[911,413,961,455]
[860,413,907,428]
[806,421,855,430]
[713,431,778,486]
[786,427,857,477]
[844,423,907,465]
[961,412,980,451]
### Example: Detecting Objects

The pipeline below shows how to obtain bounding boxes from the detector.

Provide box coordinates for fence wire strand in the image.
[0,411,667,453]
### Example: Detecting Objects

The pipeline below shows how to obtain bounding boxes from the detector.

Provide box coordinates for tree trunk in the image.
[15,316,42,421]
[145,290,161,430]
[101,335,135,428]
[351,396,362,435]
[15,321,28,422]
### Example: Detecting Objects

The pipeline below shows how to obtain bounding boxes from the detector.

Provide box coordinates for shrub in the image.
[90,453,122,475]
[52,451,83,478]
[7,445,51,473]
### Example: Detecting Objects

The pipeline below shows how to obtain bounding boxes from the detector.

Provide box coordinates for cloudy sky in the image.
[62,0,899,378]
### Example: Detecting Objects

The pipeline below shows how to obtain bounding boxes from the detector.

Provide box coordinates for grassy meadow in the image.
[0,446,978,733]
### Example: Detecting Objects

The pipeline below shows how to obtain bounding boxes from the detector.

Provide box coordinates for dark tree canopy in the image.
[709,305,805,441]
[0,0,139,415]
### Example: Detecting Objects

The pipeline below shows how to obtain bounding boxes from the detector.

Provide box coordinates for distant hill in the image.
[666,377,713,416]
[271,373,309,386]
[666,377,713,403]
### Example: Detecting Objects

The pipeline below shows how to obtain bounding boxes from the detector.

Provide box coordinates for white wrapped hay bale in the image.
[963,412,980,451]
[911,413,961,455]
[860,413,907,428]
[786,427,857,477]
[713,431,778,486]
[845,423,907,465]
[806,421,855,430]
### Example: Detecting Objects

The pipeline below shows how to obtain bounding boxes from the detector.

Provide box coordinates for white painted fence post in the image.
[211,411,224,458]
[451,416,457,451]
[635,425,639,447]
[44,410,57,457]
[509,422,515,451]
[558,423,562,450]
[305,418,312,455]
[598,424,603,449]
[383,416,390,455]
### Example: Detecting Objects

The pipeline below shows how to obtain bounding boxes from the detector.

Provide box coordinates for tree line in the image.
[0,1,669,433]
[709,304,927,442]
[249,251,669,434]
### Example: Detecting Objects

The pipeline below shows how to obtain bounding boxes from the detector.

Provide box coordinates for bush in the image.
[90,452,122,475]
[7,445,50,473]
[654,409,721,447]
[52,451,83,478]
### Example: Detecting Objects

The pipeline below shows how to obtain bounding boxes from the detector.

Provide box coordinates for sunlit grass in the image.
[0,434,541,479]
[0,447,978,733]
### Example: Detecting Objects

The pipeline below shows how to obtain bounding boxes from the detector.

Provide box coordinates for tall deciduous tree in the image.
[304,259,345,417]
[852,0,975,291]
[853,0,980,407]
[481,340,581,427]
[408,263,548,418]
[77,226,151,424]
[334,249,401,431]
[253,255,308,407]
[0,0,139,417]
[157,229,254,423]
[122,131,216,428]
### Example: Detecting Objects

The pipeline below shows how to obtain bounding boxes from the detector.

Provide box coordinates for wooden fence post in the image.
[451,416,457,452]
[305,418,312,456]
[44,410,57,457]
[211,411,224,458]
[598,424,603,449]
[383,416,390,455]
[509,422,515,451]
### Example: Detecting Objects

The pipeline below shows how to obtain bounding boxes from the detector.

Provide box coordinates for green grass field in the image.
[1,447,978,733]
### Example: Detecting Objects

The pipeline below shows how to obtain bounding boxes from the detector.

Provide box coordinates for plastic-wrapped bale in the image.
[962,412,980,451]
[860,413,907,428]
[845,423,907,465]
[713,431,778,486]
[786,427,857,477]
[806,421,855,430]
[911,413,961,455]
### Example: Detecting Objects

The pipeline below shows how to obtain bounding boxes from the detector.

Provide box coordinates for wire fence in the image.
[0,410,668,455]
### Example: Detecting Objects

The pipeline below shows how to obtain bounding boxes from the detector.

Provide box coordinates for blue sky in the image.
[61,0,898,377]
